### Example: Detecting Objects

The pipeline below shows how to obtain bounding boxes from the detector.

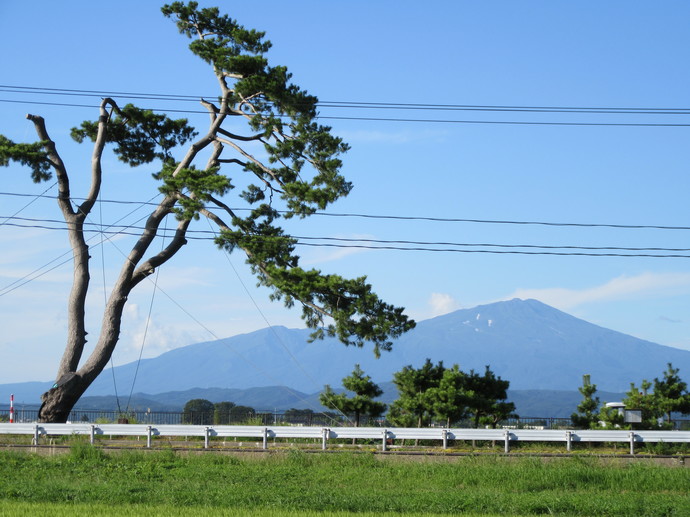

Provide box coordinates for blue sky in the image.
[2,1,690,385]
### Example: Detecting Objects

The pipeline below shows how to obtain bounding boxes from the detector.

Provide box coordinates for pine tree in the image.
[652,363,690,425]
[464,366,515,428]
[570,374,600,429]
[0,2,414,422]
[319,364,386,427]
[427,365,469,427]
[623,379,662,429]
[388,359,445,428]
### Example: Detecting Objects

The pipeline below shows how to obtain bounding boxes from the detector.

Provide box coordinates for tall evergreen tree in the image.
[388,359,445,427]
[0,2,414,422]
[653,363,690,424]
[320,364,386,427]
[464,366,515,428]
[571,374,600,429]
[427,365,470,427]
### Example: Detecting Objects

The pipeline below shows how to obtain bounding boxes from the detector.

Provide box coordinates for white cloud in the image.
[302,246,367,266]
[301,234,374,265]
[115,307,207,364]
[504,272,690,310]
[124,303,140,320]
[428,292,461,317]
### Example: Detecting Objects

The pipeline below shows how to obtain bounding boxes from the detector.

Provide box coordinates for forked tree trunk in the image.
[38,373,89,423]
[37,273,135,422]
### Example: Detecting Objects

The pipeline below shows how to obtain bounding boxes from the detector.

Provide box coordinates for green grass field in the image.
[0,444,687,516]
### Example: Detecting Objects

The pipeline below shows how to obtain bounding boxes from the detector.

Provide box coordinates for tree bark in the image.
[38,373,88,423]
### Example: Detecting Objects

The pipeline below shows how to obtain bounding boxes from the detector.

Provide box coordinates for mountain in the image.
[4,299,690,410]
[384,298,690,392]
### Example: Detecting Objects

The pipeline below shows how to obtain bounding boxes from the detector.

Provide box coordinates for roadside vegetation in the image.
[0,445,688,516]
[572,363,690,430]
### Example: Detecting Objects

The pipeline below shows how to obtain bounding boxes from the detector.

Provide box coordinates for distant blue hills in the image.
[3,298,690,417]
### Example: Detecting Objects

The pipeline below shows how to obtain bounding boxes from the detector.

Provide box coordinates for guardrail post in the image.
[33,424,40,445]
[504,429,510,453]
[321,428,328,450]
[629,432,635,455]
[262,427,268,450]
[382,429,388,452]
[147,426,152,448]
[90,425,96,445]
[204,427,210,449]
[442,429,448,450]
[566,431,572,452]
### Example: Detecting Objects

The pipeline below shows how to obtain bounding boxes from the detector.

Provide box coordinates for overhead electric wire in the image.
[0,197,158,297]
[316,212,690,231]
[4,84,690,114]
[3,216,690,259]
[0,182,57,228]
[296,242,690,259]
[5,84,690,126]
[4,97,690,127]
[2,191,690,231]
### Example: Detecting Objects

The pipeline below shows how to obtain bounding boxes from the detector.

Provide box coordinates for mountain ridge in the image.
[3,299,689,408]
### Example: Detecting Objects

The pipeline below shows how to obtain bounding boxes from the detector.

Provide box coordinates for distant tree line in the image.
[182,399,256,425]
[571,363,690,429]
[321,360,516,428]
[181,359,517,428]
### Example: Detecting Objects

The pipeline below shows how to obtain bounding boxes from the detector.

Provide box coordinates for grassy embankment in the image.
[0,444,688,516]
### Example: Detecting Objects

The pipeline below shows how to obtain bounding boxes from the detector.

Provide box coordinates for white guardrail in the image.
[1,423,690,454]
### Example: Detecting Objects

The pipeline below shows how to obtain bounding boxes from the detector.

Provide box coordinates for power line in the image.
[4,84,690,114]
[3,217,690,259]
[7,213,690,250]
[4,97,690,127]
[315,212,690,231]
[2,191,689,231]
[320,116,690,127]
[0,85,200,102]
[5,87,690,127]
[0,196,158,297]
[297,242,690,259]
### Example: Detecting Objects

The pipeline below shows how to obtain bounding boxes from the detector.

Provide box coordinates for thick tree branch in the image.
[217,127,263,142]
[26,114,73,217]
[73,90,234,386]
[78,98,118,216]
[217,158,247,166]
[27,114,92,377]
[131,218,192,287]
[204,194,237,223]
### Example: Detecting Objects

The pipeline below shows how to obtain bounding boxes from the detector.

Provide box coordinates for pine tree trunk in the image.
[38,372,88,423]
[38,285,131,423]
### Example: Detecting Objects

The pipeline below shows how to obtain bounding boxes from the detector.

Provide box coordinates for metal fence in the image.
[1,408,688,430]
[0,408,369,427]
[1,422,690,455]
[0,408,588,429]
